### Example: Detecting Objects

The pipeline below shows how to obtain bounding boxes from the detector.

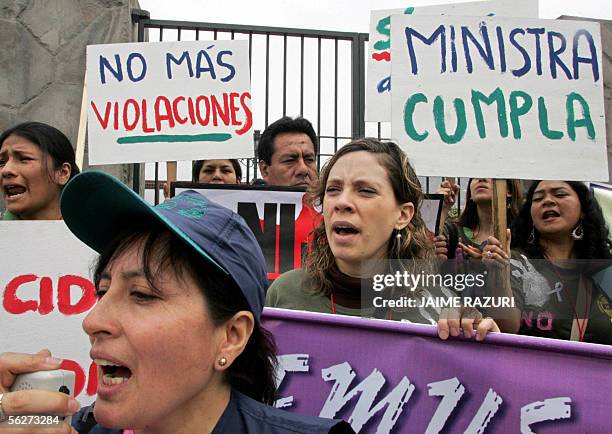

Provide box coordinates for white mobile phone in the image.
[8,370,76,425]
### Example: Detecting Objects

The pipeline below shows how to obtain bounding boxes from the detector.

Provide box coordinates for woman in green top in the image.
[267,138,494,332]
[0,122,79,220]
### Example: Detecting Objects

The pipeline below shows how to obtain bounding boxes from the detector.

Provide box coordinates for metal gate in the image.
[131,9,465,207]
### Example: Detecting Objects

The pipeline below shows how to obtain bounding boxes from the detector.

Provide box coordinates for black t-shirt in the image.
[510,252,612,345]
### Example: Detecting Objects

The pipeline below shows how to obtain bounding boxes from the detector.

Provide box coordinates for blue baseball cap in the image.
[60,171,267,321]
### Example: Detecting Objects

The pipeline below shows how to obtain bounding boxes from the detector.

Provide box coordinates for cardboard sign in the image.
[365,0,539,122]
[0,221,98,405]
[86,40,252,164]
[265,308,612,434]
[171,183,443,278]
[390,16,608,181]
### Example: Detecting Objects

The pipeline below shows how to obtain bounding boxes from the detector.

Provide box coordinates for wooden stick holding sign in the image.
[160,161,178,204]
[490,179,520,332]
[75,71,88,171]
[167,161,178,191]
[491,179,507,249]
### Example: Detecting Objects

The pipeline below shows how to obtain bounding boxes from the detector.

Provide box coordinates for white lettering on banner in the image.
[274,357,576,433]
[463,389,503,434]
[425,378,465,434]
[319,362,415,433]
[520,397,572,434]
[274,354,310,409]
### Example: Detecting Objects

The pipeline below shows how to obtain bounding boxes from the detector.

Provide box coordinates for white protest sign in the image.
[0,221,98,405]
[390,16,607,181]
[365,0,539,122]
[87,40,252,164]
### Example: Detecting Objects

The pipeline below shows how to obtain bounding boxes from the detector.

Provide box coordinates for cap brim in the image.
[60,171,225,273]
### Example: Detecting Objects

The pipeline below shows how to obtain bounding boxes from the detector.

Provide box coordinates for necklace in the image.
[547,260,591,342]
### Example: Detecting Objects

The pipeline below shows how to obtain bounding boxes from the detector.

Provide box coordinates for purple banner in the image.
[262,308,612,434]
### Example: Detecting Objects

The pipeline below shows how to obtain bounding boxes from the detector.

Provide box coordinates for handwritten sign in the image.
[0,221,98,405]
[390,16,608,181]
[86,40,252,164]
[365,0,539,122]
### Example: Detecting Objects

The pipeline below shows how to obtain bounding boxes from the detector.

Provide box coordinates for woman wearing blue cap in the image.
[0,171,353,433]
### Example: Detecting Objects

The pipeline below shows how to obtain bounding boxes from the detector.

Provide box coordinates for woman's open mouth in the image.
[96,358,133,386]
[3,184,26,200]
[542,210,560,222]
[331,222,360,244]
[332,221,360,236]
[334,226,359,235]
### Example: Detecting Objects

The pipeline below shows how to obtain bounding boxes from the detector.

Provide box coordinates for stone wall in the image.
[0,0,143,213]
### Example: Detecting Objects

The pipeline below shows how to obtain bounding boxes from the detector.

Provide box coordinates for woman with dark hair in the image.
[162,159,241,199]
[267,138,480,327]
[505,180,612,344]
[432,179,524,331]
[435,178,523,260]
[0,172,353,433]
[192,159,242,184]
[0,121,80,220]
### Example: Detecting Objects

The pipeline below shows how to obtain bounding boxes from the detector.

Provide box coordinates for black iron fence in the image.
[131,10,468,208]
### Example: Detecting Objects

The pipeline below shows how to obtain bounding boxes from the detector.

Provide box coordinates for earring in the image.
[571,221,584,240]
[393,229,403,259]
[527,227,535,244]
[218,357,227,367]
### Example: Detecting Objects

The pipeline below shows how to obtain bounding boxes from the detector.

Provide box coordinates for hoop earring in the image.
[571,221,584,240]
[527,227,535,244]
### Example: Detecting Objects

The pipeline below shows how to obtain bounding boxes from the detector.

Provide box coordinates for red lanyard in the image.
[549,264,591,342]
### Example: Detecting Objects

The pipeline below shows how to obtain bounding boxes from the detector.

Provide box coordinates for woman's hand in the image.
[434,234,448,259]
[482,229,511,269]
[457,242,483,260]
[437,180,460,210]
[0,350,79,433]
[437,307,500,342]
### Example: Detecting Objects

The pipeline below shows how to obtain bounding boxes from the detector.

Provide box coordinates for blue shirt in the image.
[72,390,354,434]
